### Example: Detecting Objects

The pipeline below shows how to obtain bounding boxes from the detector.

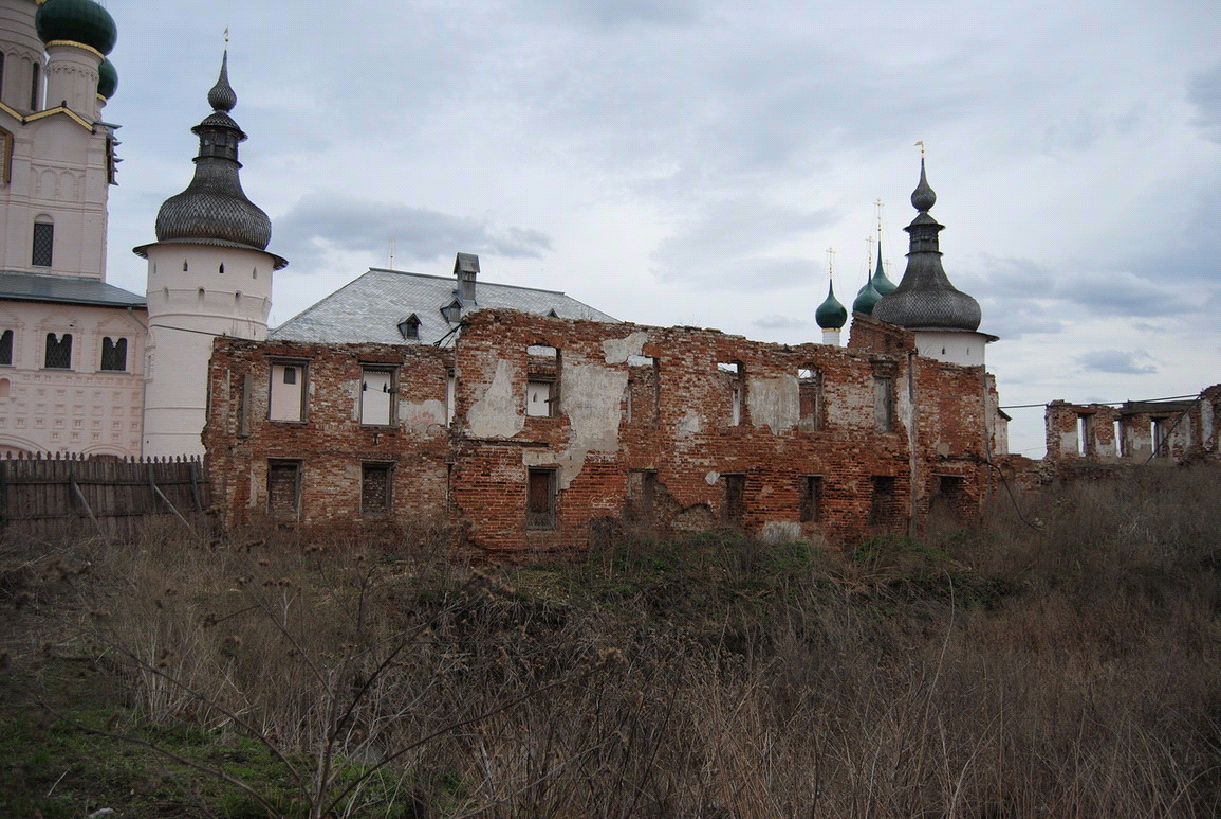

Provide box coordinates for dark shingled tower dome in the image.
[148,52,280,260]
[873,159,980,332]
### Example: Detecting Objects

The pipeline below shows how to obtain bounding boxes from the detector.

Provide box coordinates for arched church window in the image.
[32,221,53,267]
[44,333,71,369]
[100,337,127,372]
[0,329,12,366]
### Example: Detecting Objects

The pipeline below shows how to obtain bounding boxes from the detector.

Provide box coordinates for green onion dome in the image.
[96,57,117,99]
[35,0,117,55]
[853,277,882,316]
[815,281,848,330]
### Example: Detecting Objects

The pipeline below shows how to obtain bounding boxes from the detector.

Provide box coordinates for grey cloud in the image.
[752,314,811,332]
[651,199,839,290]
[1076,350,1158,375]
[1189,63,1221,143]
[272,195,551,274]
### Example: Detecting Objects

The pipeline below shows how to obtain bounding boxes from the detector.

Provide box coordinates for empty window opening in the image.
[718,361,743,426]
[32,222,53,267]
[799,475,822,523]
[0,378,10,399]
[1076,413,1095,457]
[360,366,396,426]
[869,476,896,525]
[219,263,225,274]
[798,367,822,431]
[723,473,746,527]
[361,462,393,516]
[527,467,557,530]
[527,344,560,417]
[269,360,308,422]
[873,376,894,432]
[0,329,12,366]
[43,332,71,369]
[626,469,657,522]
[626,355,660,424]
[30,62,39,110]
[100,336,127,371]
[1114,420,1125,457]
[267,460,302,519]
[1151,417,1168,458]
[446,369,457,425]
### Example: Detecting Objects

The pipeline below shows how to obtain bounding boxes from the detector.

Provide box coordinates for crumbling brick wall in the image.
[205,310,999,556]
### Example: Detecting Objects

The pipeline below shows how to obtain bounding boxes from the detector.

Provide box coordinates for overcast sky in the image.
[98,0,1221,457]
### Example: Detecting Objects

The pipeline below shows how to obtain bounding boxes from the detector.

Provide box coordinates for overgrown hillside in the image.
[3,465,1220,818]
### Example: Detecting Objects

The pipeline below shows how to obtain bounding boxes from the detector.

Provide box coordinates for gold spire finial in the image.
[224,28,229,45]
[389,237,395,270]
[865,235,873,271]
[915,140,925,158]
[826,247,835,277]
[874,198,884,238]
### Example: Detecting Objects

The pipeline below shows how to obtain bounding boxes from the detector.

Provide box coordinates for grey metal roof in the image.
[0,271,146,308]
[271,267,618,345]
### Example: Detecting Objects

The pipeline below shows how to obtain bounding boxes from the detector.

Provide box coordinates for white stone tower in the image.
[135,53,286,457]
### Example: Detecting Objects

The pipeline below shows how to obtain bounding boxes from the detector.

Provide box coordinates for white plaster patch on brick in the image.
[761,521,801,543]
[468,358,524,439]
[679,409,702,435]
[400,398,446,428]
[705,471,719,485]
[746,374,798,432]
[601,332,647,365]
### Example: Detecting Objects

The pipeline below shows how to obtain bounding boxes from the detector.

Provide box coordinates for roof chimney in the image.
[455,252,479,303]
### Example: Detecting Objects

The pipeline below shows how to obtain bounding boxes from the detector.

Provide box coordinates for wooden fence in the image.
[0,452,210,543]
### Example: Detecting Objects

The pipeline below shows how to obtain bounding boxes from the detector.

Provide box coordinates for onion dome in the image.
[35,0,117,55]
[853,276,881,316]
[870,240,896,295]
[150,53,274,254]
[816,280,848,330]
[873,158,981,332]
[96,57,117,99]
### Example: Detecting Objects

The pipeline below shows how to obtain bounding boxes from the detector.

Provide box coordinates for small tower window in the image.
[30,62,40,110]
[397,314,421,340]
[0,329,13,366]
[219,263,225,274]
[32,222,53,267]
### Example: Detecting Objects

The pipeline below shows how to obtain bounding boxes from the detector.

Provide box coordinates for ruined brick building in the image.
[204,161,1013,555]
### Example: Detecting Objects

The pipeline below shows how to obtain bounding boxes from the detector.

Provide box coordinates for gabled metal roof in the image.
[271,267,617,346]
[0,271,146,308]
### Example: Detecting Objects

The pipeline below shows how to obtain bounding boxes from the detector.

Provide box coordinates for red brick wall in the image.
[205,311,999,556]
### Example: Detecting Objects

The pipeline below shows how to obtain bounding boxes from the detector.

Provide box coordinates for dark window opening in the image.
[398,314,421,340]
[100,336,127,371]
[0,329,12,366]
[30,62,39,110]
[723,473,746,527]
[32,222,53,267]
[361,463,393,516]
[626,470,657,522]
[799,475,822,523]
[43,332,71,369]
[268,460,302,519]
[1151,417,1168,458]
[869,476,896,525]
[527,467,557,530]
[931,475,966,522]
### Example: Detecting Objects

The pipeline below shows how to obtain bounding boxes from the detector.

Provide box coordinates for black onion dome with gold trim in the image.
[35,0,117,55]
[144,53,283,266]
[873,159,980,332]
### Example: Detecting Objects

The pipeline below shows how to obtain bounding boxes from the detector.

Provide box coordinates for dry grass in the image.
[3,464,1220,817]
